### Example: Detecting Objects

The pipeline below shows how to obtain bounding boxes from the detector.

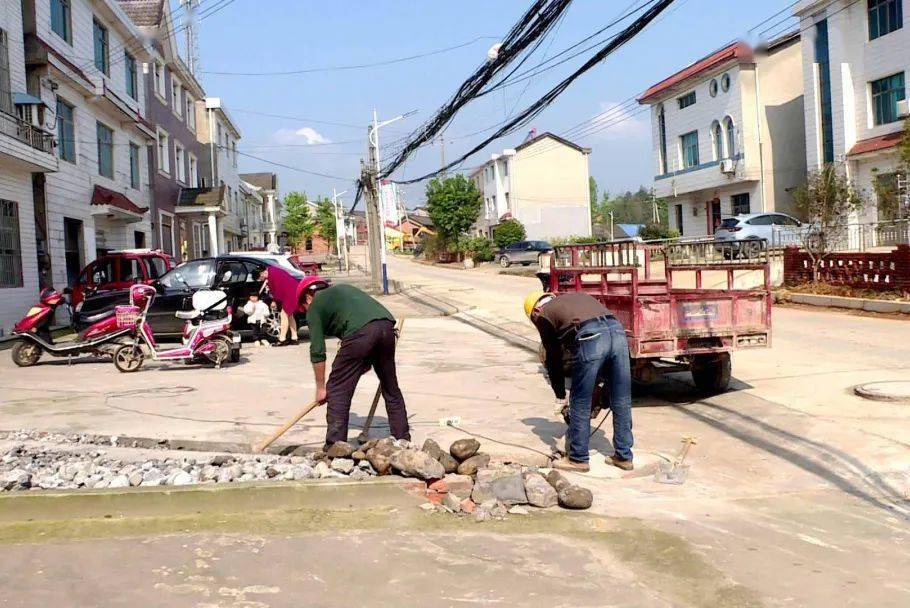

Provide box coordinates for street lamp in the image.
[370,109,417,294]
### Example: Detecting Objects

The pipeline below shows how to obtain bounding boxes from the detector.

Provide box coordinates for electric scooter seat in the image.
[175,289,228,322]
[175,310,200,320]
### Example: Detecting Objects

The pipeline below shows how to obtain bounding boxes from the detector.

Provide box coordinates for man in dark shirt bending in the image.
[300,278,411,449]
[525,291,634,472]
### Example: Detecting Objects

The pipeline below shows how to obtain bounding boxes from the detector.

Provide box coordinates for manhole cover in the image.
[854,381,910,403]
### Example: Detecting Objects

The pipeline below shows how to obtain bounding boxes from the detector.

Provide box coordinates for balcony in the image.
[0,110,57,172]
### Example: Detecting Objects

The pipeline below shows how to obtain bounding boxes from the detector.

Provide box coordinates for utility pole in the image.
[181,0,200,75]
[362,152,383,292]
[439,131,446,178]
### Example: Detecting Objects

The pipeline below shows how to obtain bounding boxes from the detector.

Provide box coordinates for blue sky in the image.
[186,0,799,207]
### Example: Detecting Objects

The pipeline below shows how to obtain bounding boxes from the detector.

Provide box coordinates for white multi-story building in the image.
[0,0,58,334]
[638,35,807,237]
[22,0,155,293]
[470,131,592,241]
[794,0,908,223]
[239,179,264,249]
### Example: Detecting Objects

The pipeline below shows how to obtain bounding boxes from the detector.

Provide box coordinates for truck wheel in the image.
[11,342,42,367]
[691,352,731,394]
[499,255,511,268]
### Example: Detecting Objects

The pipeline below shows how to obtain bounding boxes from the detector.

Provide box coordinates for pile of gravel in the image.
[1,436,595,520]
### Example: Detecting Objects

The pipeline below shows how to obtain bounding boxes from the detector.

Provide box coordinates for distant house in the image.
[398,215,435,248]
[470,131,593,241]
[615,224,644,239]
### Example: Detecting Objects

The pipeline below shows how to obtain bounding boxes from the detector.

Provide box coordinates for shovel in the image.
[654,436,697,485]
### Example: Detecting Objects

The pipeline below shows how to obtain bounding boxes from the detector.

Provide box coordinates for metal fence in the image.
[771,219,910,253]
[0,111,55,154]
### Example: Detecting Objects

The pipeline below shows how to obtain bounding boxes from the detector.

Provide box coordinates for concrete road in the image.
[2,259,910,606]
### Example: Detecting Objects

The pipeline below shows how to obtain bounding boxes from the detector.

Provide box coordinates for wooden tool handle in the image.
[254,399,321,453]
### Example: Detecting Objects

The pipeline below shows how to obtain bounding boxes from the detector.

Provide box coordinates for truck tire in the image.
[691,352,731,394]
[11,341,42,367]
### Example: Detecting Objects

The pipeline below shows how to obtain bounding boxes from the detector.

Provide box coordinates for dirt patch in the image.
[776,282,909,302]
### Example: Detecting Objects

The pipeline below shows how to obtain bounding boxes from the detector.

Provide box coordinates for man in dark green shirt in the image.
[300,279,410,448]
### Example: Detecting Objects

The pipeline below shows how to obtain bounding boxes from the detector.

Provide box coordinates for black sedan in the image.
[75,256,307,340]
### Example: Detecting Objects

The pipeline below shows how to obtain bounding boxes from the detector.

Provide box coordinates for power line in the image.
[229,147,355,182]
[224,108,363,129]
[201,36,501,76]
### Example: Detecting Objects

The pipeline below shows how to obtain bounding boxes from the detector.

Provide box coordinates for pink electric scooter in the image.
[111,284,237,373]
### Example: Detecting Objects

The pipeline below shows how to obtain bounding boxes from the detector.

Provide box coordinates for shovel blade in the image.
[653,461,689,485]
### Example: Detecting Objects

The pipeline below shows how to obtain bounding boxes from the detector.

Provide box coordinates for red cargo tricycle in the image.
[545,239,772,393]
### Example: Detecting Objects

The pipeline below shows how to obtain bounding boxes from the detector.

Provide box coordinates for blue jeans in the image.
[567,316,633,463]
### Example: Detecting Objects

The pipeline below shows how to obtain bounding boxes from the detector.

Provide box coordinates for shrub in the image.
[639,223,679,241]
[462,236,495,262]
[492,219,526,248]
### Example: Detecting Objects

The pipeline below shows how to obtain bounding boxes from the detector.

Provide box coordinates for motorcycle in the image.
[10,287,134,367]
[112,284,239,373]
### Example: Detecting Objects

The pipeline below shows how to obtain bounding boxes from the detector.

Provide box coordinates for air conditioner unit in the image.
[720,159,736,174]
[898,99,910,118]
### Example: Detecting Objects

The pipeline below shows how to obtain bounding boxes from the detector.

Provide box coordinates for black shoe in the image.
[273,340,292,347]
[288,339,299,345]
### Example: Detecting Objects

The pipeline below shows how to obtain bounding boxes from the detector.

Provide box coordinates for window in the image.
[154,62,165,99]
[674,204,684,235]
[0,200,22,288]
[92,19,109,75]
[175,143,186,183]
[815,20,834,164]
[721,73,731,92]
[677,91,696,109]
[709,79,718,97]
[186,94,195,130]
[125,52,138,100]
[680,131,699,168]
[129,143,140,189]
[50,0,71,43]
[159,259,215,289]
[96,121,113,179]
[869,0,903,40]
[156,129,170,174]
[657,104,668,174]
[747,215,774,226]
[63,217,83,288]
[731,193,750,215]
[0,30,12,114]
[171,79,182,116]
[871,72,906,125]
[232,141,237,167]
[216,260,248,285]
[711,121,724,160]
[724,117,736,158]
[56,99,75,162]
[188,154,198,187]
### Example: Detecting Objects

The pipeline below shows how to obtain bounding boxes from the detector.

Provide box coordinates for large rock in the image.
[546,469,571,493]
[108,475,130,488]
[471,468,513,503]
[2,469,31,491]
[456,453,490,476]
[422,438,445,461]
[210,454,233,466]
[391,450,445,481]
[450,438,480,461]
[367,451,392,476]
[440,473,475,496]
[439,452,459,474]
[557,485,593,510]
[326,441,356,459]
[490,473,528,505]
[331,458,355,475]
[523,472,558,508]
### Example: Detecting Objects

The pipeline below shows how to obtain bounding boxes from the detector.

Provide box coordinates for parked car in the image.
[71,249,175,306]
[496,240,554,267]
[713,212,807,255]
[228,251,324,275]
[75,256,309,340]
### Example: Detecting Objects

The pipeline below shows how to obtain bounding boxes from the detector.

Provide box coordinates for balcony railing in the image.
[0,111,54,154]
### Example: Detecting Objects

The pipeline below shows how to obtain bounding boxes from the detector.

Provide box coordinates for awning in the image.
[90,185,148,222]
[847,130,904,157]
[13,92,45,106]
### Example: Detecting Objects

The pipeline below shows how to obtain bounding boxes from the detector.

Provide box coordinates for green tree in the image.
[588,176,599,226]
[425,175,482,250]
[283,191,314,248]
[793,164,865,281]
[312,197,337,252]
[492,218,526,248]
[462,236,495,262]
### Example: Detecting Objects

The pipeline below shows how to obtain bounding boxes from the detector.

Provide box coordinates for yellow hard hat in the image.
[523,291,544,318]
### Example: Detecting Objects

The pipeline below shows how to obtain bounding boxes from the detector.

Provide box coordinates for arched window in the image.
[724,117,736,158]
[711,121,723,160]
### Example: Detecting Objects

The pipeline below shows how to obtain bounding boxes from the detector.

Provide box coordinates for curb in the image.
[775,292,910,314]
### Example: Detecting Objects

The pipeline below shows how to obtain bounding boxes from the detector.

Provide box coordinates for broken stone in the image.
[546,469,571,493]
[360,438,379,452]
[418,502,436,512]
[508,505,530,515]
[436,473,474,496]
[491,473,528,505]
[422,438,446,462]
[523,472,558,508]
[456,453,490,476]
[330,458,355,475]
[314,461,333,478]
[391,450,445,481]
[108,474,131,488]
[351,450,366,462]
[439,452,459,474]
[291,465,314,481]
[326,441,355,459]
[141,469,165,486]
[128,471,143,487]
[210,454,233,467]
[460,498,476,514]
[449,438,480,461]
[170,471,193,486]
[557,485,593,510]
[2,469,31,491]
[265,466,280,479]
[443,492,464,513]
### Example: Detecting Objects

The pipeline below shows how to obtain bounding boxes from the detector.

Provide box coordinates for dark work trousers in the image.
[324,319,410,447]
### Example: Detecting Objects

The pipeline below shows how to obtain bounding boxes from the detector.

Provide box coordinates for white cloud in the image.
[273,126,331,145]
[589,101,649,139]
